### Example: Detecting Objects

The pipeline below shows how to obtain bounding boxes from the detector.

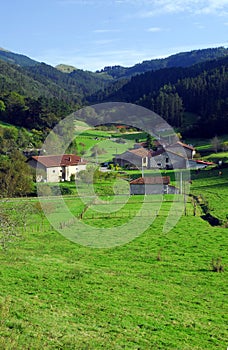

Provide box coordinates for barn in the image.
[130,176,179,195]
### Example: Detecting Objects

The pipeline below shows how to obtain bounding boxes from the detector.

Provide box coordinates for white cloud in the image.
[93,29,120,33]
[57,0,228,18]
[139,0,228,17]
[147,27,162,32]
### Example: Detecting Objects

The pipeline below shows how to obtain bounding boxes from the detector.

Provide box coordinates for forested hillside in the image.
[98,47,228,79]
[0,47,227,137]
[0,58,112,130]
[91,57,228,137]
[0,47,38,67]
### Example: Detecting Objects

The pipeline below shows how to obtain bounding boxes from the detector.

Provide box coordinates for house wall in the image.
[28,159,87,182]
[166,146,194,159]
[150,153,170,169]
[46,167,62,182]
[114,151,148,169]
[130,184,145,195]
[47,164,87,182]
[130,184,179,195]
[64,164,87,181]
[145,184,164,194]
[27,159,46,182]
[150,152,186,169]
[168,152,186,169]
[131,184,165,195]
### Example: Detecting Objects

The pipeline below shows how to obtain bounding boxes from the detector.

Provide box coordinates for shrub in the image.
[70,174,75,182]
[211,258,224,272]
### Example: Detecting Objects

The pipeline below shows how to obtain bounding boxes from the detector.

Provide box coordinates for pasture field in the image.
[77,136,135,163]
[190,167,228,222]
[203,152,228,164]
[0,183,227,349]
[186,135,228,152]
[75,128,145,162]
[1,132,228,349]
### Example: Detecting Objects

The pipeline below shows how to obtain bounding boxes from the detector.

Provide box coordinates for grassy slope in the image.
[191,167,228,221]
[204,152,228,164]
[0,134,227,349]
[186,135,228,153]
[0,192,227,349]
[76,129,138,162]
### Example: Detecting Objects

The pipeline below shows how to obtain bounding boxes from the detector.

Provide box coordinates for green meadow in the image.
[0,164,227,349]
[190,167,228,221]
[75,128,145,162]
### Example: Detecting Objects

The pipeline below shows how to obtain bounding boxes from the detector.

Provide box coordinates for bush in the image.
[70,174,75,182]
[211,258,224,272]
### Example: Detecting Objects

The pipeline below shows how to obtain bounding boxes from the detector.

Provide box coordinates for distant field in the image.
[76,130,136,162]
[203,151,228,164]
[186,135,228,152]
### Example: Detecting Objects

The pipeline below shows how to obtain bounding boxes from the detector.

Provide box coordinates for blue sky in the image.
[1,0,228,71]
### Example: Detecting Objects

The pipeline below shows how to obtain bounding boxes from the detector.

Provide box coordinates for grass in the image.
[203,152,228,164]
[75,128,137,161]
[114,131,147,141]
[190,167,228,222]
[186,135,228,152]
[79,137,135,163]
[0,171,227,349]
[1,132,228,349]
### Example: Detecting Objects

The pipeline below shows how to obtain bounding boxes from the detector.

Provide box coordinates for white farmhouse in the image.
[28,154,87,182]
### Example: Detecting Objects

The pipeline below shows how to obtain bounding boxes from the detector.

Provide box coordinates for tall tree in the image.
[0,151,33,197]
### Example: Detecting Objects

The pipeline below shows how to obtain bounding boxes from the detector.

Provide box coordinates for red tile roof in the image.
[130,176,170,185]
[128,148,150,158]
[170,141,195,150]
[194,160,215,165]
[32,154,85,167]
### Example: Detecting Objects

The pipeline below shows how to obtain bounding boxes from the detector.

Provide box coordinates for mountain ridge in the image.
[0,46,227,137]
[1,46,228,77]
[98,47,228,78]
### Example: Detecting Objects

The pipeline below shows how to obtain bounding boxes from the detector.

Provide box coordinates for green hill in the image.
[55,63,78,73]
[91,56,228,137]
[0,46,227,137]
[0,47,39,67]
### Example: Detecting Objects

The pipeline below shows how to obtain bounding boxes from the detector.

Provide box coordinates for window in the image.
[53,170,55,173]
[166,157,169,163]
